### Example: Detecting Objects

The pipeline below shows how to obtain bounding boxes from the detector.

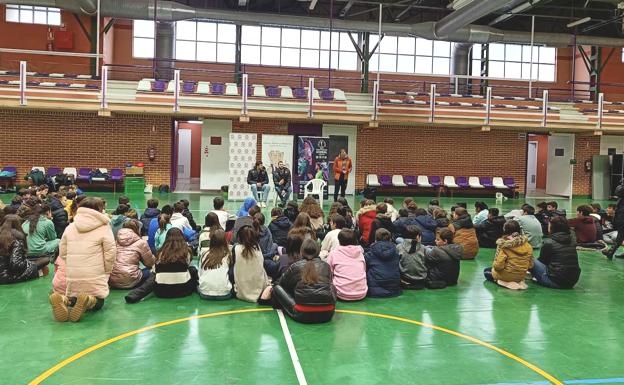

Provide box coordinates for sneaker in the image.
[69,294,97,322]
[49,293,69,322]
[602,249,614,260]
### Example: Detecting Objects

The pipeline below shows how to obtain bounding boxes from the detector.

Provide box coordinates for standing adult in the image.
[273,161,292,208]
[333,148,352,202]
[247,161,270,208]
[604,178,624,260]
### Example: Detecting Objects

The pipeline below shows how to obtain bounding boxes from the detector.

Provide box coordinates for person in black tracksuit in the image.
[273,161,292,208]
[604,178,624,260]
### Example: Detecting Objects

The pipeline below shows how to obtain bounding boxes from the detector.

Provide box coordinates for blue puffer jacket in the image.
[413,215,438,246]
[364,240,401,298]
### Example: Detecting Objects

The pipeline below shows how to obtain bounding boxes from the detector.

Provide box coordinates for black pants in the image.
[606,227,624,258]
[334,174,347,202]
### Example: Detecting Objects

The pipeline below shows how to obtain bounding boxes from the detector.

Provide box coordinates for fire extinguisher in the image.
[47,28,54,51]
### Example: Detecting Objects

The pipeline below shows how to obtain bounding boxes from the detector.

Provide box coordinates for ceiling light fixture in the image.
[309,0,318,10]
[567,16,592,28]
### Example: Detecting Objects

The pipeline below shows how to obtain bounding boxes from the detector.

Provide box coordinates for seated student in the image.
[384,198,399,222]
[530,216,581,289]
[253,212,279,279]
[23,204,60,262]
[393,208,412,240]
[602,204,618,244]
[0,214,45,284]
[567,205,599,246]
[68,195,86,223]
[299,196,325,234]
[278,233,304,276]
[109,220,155,290]
[233,226,270,302]
[48,193,68,239]
[178,199,198,231]
[118,195,130,207]
[210,197,235,231]
[450,207,479,260]
[49,197,116,322]
[273,239,336,324]
[155,214,173,251]
[320,214,346,259]
[198,229,233,300]
[397,226,427,290]
[288,213,317,241]
[515,204,543,249]
[247,161,271,208]
[424,229,463,289]
[64,191,76,221]
[327,202,343,226]
[412,208,437,246]
[326,229,367,301]
[18,197,39,221]
[402,198,414,210]
[11,195,23,211]
[535,202,550,235]
[283,201,300,223]
[546,201,566,218]
[199,212,222,257]
[475,208,506,248]
[337,197,355,229]
[433,208,451,231]
[473,202,489,225]
[268,207,292,248]
[148,205,173,253]
[171,202,192,231]
[125,228,198,303]
[428,199,440,216]
[406,201,419,217]
[483,220,533,290]
[356,199,377,246]
[110,204,130,241]
[368,203,395,245]
[365,228,401,298]
[140,199,160,236]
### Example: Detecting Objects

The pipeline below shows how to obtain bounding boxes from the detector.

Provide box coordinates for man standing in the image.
[247,160,270,208]
[333,148,352,202]
[604,178,624,259]
[273,161,292,208]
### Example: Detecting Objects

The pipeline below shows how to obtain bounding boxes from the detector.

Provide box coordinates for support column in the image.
[361,32,370,93]
[235,24,242,85]
[155,21,175,80]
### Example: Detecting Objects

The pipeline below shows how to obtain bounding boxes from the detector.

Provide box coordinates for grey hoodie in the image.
[397,239,428,283]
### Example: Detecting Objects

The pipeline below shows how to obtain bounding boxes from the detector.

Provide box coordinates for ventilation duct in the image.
[451,42,473,94]
[155,21,175,80]
[434,0,525,38]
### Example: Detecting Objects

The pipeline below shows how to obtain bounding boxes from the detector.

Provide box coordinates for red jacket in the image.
[568,216,598,243]
[357,206,377,245]
[333,156,353,181]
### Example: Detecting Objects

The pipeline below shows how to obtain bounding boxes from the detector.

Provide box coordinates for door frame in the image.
[546,133,575,198]
[526,140,538,191]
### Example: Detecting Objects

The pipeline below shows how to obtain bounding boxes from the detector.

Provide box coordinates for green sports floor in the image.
[1,192,624,385]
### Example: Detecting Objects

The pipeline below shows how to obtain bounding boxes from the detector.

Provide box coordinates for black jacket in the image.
[435,217,451,229]
[425,244,463,287]
[368,214,395,243]
[278,258,336,305]
[0,237,38,284]
[49,198,68,239]
[273,167,292,187]
[247,168,269,185]
[182,208,198,231]
[393,216,412,238]
[452,214,474,230]
[475,215,505,248]
[140,208,161,235]
[364,241,401,297]
[538,232,581,289]
[269,216,292,247]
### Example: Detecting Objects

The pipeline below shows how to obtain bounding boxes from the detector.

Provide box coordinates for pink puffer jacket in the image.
[52,255,67,295]
[109,228,155,289]
[60,207,116,299]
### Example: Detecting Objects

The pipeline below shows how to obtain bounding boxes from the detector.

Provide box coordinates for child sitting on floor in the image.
[326,229,367,301]
[365,228,401,298]
[424,229,463,289]
[109,220,154,290]
[483,220,534,290]
[397,225,427,290]
[198,229,233,300]
[233,226,270,303]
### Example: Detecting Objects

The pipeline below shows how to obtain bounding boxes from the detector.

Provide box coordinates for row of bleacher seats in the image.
[379,98,559,111]
[367,174,516,191]
[0,70,97,79]
[0,79,99,89]
[136,79,347,101]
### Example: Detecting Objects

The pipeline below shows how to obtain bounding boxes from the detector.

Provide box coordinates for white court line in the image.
[276,309,308,385]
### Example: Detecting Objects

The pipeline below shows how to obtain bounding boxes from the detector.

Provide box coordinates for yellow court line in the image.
[29,307,563,385]
[28,308,272,385]
[336,309,564,385]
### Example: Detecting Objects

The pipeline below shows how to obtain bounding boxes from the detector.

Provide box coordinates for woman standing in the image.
[333,148,352,202]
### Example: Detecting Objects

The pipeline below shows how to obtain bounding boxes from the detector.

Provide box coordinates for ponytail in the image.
[159,214,171,231]
[300,239,320,284]
[28,204,49,235]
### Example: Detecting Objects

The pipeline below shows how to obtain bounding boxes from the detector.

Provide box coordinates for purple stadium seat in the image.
[182,82,196,93]
[379,175,392,187]
[152,80,166,92]
[429,176,441,187]
[503,177,516,188]
[77,168,91,181]
[456,176,469,188]
[320,89,333,101]
[27,81,40,86]
[56,82,70,87]
[47,167,61,177]
[404,175,417,186]
[110,168,123,181]
[266,86,280,98]
[0,80,8,85]
[293,88,307,99]
[65,74,77,78]
[85,84,99,89]
[480,177,494,188]
[212,83,225,95]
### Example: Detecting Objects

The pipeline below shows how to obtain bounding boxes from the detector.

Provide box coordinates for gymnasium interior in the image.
[1,0,624,384]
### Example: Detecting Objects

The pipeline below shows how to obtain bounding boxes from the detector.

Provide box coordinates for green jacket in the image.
[22,217,58,256]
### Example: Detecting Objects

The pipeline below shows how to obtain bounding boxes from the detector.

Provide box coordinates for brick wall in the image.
[573,135,600,196]
[0,109,172,186]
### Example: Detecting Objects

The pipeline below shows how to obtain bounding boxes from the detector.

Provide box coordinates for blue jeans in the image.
[275,183,292,205]
[529,259,560,288]
[250,184,270,204]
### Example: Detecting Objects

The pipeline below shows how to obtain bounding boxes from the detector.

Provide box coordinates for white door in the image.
[546,133,575,197]
[322,124,357,195]
[526,141,538,190]
[200,119,232,190]
[177,129,192,179]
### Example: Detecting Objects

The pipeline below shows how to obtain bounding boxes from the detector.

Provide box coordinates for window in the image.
[174,21,236,63]
[472,43,556,82]
[132,20,155,59]
[5,4,61,25]
[369,35,452,75]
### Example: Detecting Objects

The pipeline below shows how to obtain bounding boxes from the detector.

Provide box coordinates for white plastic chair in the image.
[304,179,327,208]
[469,176,484,188]
[279,86,293,98]
[366,174,381,187]
[225,83,239,96]
[252,84,267,97]
[493,177,507,189]
[444,176,458,188]
[197,81,211,95]
[31,166,45,174]
[63,167,77,178]
[137,79,151,92]
[392,175,406,187]
[91,168,108,182]
[417,175,432,187]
